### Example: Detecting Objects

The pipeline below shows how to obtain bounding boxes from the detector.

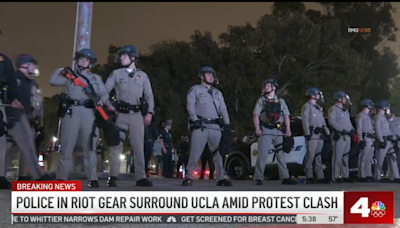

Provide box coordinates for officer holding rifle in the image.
[49,49,108,187]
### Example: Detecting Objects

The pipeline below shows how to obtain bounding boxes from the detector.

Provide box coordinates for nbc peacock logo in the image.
[370,201,386,218]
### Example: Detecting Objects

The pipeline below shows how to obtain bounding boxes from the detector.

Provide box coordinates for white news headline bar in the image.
[12,191,344,214]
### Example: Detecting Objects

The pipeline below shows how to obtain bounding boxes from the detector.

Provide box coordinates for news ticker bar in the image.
[11,214,344,224]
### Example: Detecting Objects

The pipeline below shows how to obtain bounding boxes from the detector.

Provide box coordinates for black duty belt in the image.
[67,99,95,109]
[383,135,395,141]
[117,102,142,114]
[334,130,351,136]
[310,126,324,134]
[362,133,375,139]
[197,116,220,124]
[262,122,283,130]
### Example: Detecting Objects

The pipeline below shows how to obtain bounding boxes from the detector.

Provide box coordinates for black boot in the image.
[254,179,263,185]
[35,174,54,180]
[136,178,153,187]
[17,176,32,181]
[0,177,11,189]
[182,178,193,186]
[316,178,331,184]
[88,180,99,188]
[342,178,355,183]
[282,178,297,185]
[107,176,117,187]
[216,179,232,186]
[306,178,316,184]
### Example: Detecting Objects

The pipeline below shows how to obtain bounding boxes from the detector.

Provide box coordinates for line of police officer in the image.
[2,34,398,189]
[301,87,400,184]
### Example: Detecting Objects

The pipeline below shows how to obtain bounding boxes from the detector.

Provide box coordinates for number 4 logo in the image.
[350,197,371,217]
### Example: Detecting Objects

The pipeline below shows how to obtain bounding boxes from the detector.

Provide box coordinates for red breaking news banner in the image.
[12,181,81,191]
[344,191,394,224]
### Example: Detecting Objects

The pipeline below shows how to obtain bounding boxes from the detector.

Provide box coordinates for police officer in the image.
[388,108,400,171]
[0,30,16,188]
[12,79,44,180]
[328,91,355,183]
[7,54,49,181]
[105,45,154,187]
[356,99,376,182]
[301,87,330,184]
[253,78,297,185]
[160,120,173,178]
[49,48,108,187]
[184,66,232,186]
[374,100,400,182]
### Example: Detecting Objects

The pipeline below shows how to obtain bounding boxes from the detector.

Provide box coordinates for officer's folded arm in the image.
[49,68,68,86]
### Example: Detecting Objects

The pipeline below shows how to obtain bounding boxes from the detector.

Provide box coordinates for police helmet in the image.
[162,119,173,127]
[262,78,279,89]
[375,100,390,109]
[198,66,216,77]
[118,45,139,58]
[360,99,374,107]
[74,48,97,64]
[15,54,38,66]
[333,91,346,101]
[305,87,320,97]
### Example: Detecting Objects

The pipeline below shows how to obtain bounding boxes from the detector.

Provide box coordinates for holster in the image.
[140,97,149,117]
[332,131,340,141]
[282,136,294,153]
[116,101,142,114]
[57,95,69,118]
[6,107,21,129]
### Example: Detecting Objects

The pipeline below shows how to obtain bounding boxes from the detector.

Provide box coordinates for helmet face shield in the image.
[345,94,352,105]
[318,91,325,103]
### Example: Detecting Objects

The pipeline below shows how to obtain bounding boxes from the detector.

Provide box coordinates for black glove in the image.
[359,140,366,150]
[223,124,231,132]
[305,135,311,141]
[192,120,202,129]
[379,141,387,149]
[340,130,347,135]
[350,129,355,138]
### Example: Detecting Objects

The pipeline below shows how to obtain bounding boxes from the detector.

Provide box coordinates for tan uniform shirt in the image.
[186,84,230,124]
[301,101,329,135]
[328,105,353,132]
[374,113,392,142]
[356,111,374,140]
[105,68,154,114]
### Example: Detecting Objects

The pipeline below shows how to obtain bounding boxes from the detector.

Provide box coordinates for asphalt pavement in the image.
[1,176,400,228]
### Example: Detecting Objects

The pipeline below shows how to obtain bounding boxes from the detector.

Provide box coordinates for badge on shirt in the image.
[137,75,142,80]
[92,77,96,82]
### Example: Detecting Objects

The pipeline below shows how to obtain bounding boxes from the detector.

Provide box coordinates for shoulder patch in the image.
[188,87,195,95]
[302,105,308,113]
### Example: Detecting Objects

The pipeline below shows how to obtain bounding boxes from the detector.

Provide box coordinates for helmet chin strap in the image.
[263,89,275,97]
[76,63,91,71]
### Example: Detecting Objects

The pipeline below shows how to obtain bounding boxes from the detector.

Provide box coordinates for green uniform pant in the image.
[57,106,98,181]
[331,135,351,180]
[254,127,290,181]
[109,112,146,180]
[375,141,400,180]
[358,138,374,178]
[304,138,324,179]
[8,114,43,179]
[186,124,225,181]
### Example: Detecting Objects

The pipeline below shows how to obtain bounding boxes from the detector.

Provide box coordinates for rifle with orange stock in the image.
[60,67,121,146]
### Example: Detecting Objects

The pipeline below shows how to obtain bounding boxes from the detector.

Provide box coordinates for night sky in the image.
[0,2,399,97]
